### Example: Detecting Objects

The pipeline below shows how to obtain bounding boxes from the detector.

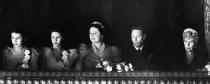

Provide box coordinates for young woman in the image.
[41,30,78,70]
[2,29,38,70]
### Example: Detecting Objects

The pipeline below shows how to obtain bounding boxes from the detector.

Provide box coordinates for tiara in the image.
[91,21,105,29]
[183,28,198,34]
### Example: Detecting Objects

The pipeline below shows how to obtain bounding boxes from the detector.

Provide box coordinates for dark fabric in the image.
[77,44,121,71]
[122,43,157,71]
[170,45,208,71]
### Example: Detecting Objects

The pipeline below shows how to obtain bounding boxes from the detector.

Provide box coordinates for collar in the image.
[134,46,143,51]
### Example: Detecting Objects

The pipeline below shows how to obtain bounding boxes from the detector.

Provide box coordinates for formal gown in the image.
[170,45,208,71]
[2,47,39,70]
[77,43,121,71]
[41,47,78,70]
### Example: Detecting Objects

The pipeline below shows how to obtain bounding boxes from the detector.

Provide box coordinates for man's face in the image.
[11,32,22,47]
[131,30,145,48]
[89,27,102,43]
[184,37,195,52]
[51,32,62,47]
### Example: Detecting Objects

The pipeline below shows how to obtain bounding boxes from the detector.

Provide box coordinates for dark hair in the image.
[89,21,106,36]
[11,28,26,38]
[9,28,27,47]
[49,29,65,48]
[50,29,63,38]
[131,26,146,35]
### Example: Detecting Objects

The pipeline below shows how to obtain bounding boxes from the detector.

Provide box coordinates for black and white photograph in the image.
[0,0,209,83]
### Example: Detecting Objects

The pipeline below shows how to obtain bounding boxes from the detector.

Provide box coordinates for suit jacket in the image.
[122,43,157,71]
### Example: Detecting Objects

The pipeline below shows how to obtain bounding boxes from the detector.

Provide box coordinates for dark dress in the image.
[170,45,208,71]
[77,44,121,71]
[2,47,39,70]
[41,47,78,70]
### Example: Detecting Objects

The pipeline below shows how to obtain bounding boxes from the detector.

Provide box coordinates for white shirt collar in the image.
[134,46,143,51]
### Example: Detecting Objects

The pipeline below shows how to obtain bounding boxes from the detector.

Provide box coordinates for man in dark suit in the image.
[123,26,157,71]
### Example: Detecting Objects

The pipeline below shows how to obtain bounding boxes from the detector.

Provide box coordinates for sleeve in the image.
[75,43,90,71]
[1,48,10,70]
[110,46,122,63]
[30,48,39,70]
[68,50,79,69]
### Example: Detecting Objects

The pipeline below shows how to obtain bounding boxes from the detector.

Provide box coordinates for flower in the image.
[62,50,69,56]
[116,62,134,72]
[105,65,113,72]
[204,62,210,75]
[128,63,134,71]
[62,50,69,63]
[102,61,109,66]
[23,50,31,64]
[24,49,30,55]
[116,64,123,72]
[95,59,113,72]
[96,63,102,68]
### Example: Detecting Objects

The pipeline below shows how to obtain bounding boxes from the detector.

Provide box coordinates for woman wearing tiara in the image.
[76,21,121,71]
[171,28,208,71]
[2,29,39,70]
[181,28,208,71]
[41,29,79,70]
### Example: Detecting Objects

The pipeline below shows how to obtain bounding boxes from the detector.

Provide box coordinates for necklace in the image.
[92,43,105,59]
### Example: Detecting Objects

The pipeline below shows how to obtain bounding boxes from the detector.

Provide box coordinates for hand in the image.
[69,49,77,53]
[69,49,77,57]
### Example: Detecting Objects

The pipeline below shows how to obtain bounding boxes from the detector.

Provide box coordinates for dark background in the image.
[0,0,207,70]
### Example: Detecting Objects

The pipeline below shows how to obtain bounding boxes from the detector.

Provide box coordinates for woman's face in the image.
[89,27,102,43]
[11,32,23,47]
[51,32,62,47]
[184,37,195,52]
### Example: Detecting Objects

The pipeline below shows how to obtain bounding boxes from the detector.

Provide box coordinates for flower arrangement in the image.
[21,49,31,69]
[61,50,69,64]
[116,62,134,72]
[96,59,134,72]
[96,59,113,72]
[204,62,210,75]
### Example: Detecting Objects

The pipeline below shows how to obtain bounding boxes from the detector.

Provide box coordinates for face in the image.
[11,32,23,47]
[51,32,62,47]
[89,27,102,43]
[184,37,195,52]
[131,29,145,48]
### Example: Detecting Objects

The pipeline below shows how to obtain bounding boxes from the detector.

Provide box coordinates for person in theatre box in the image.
[122,26,158,71]
[180,28,208,71]
[2,29,39,70]
[40,29,79,70]
[76,21,121,71]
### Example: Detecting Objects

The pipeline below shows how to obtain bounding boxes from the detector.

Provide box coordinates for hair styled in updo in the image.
[89,21,106,36]
[183,28,199,45]
[9,27,27,47]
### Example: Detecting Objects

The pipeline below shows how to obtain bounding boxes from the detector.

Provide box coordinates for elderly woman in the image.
[180,28,207,71]
[2,29,39,70]
[41,30,78,70]
[76,21,121,71]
